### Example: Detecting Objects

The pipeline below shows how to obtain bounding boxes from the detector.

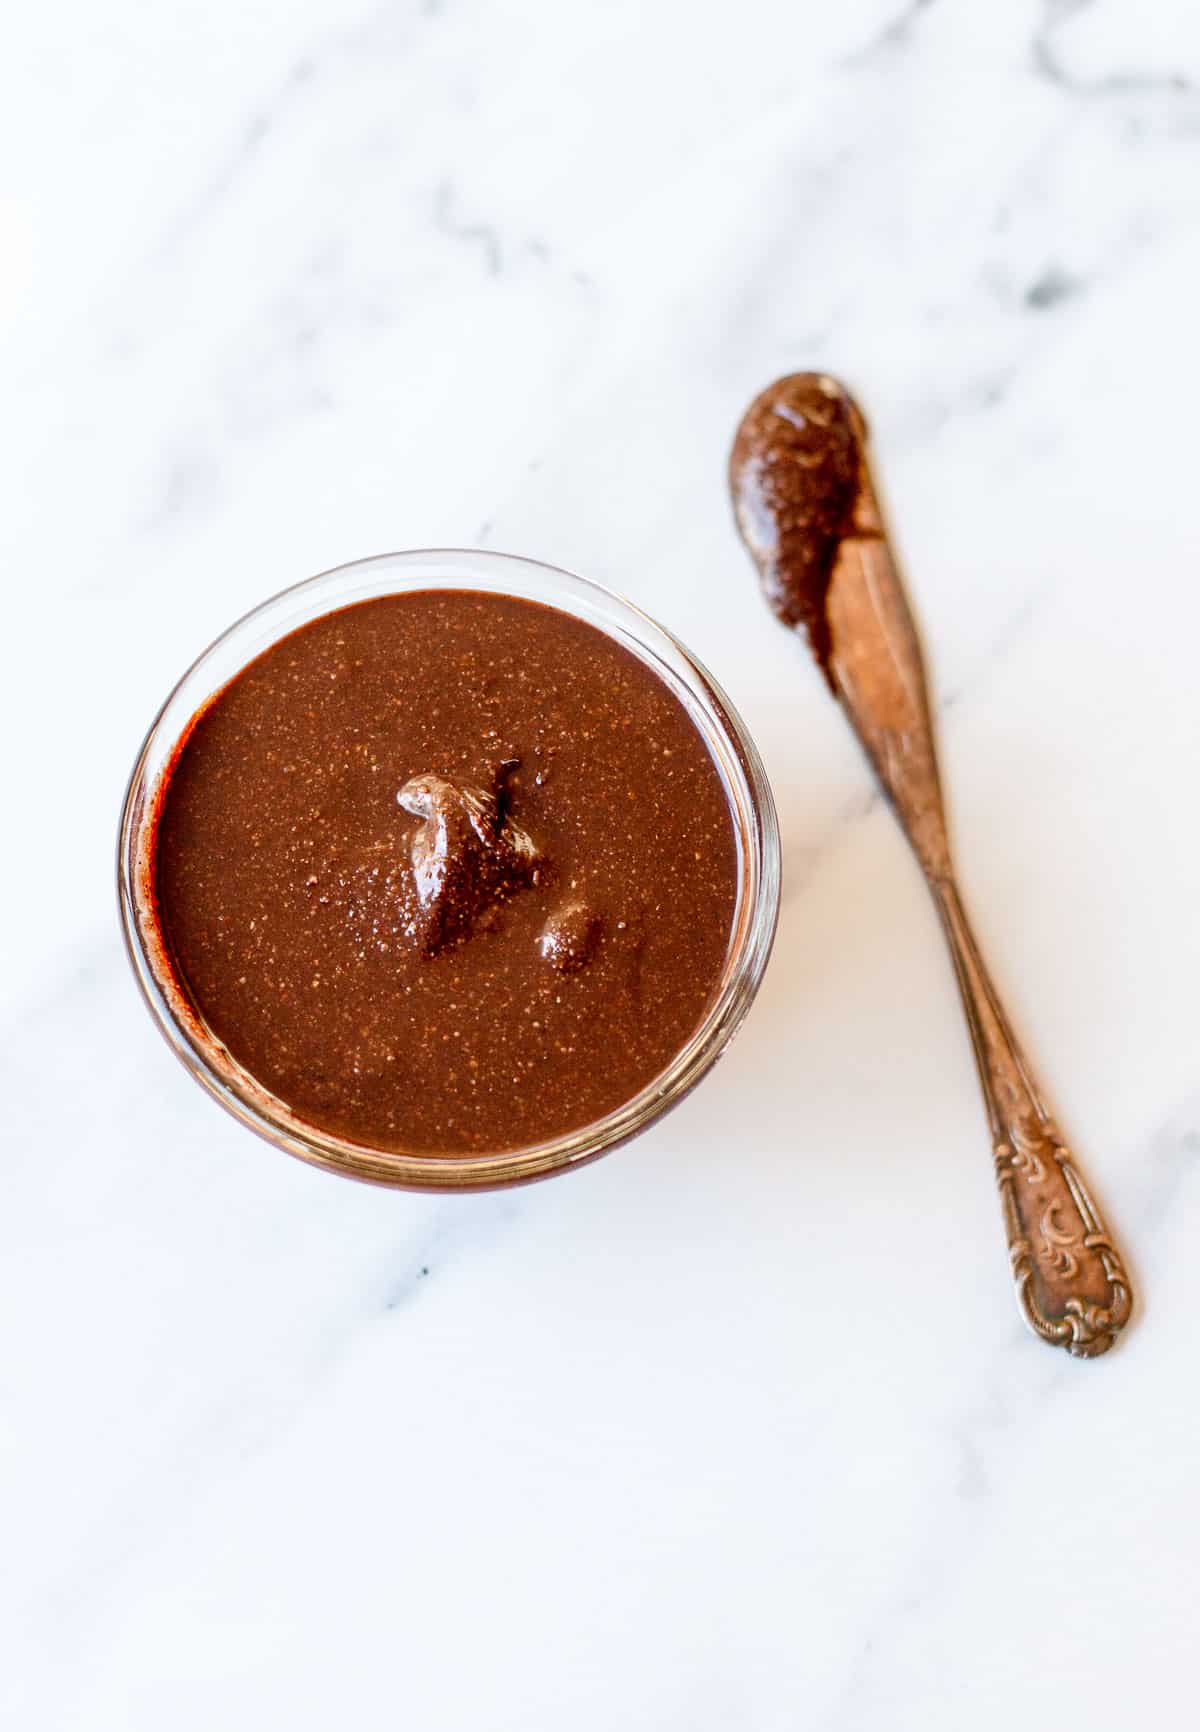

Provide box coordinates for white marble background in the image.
[4,0,1200,1724]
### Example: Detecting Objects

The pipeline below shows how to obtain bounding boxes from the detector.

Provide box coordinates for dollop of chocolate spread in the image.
[539,901,602,974]
[729,372,867,684]
[398,768,542,956]
[149,591,737,1156]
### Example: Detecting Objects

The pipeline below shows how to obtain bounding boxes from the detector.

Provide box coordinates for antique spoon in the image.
[730,373,1132,1356]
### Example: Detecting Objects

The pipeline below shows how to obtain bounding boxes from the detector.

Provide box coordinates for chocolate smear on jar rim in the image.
[729,372,875,687]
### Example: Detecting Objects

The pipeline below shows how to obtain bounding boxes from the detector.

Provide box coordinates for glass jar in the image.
[118,549,780,1190]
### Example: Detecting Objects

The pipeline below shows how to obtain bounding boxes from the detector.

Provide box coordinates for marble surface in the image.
[4,0,1200,1724]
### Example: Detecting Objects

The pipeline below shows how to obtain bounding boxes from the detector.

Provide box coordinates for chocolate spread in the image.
[729,372,869,684]
[150,591,737,1156]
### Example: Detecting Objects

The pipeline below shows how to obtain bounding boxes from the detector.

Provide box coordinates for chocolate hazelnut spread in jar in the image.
[119,550,780,1190]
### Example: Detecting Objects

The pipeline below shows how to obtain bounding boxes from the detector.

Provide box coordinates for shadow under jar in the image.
[119,550,780,1191]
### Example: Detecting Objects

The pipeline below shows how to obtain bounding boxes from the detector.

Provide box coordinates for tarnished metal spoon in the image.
[730,372,1132,1356]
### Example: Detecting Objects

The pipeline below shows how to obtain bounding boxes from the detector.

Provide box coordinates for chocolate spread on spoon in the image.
[728,372,870,685]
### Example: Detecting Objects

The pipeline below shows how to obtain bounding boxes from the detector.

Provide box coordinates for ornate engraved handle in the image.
[933,881,1132,1356]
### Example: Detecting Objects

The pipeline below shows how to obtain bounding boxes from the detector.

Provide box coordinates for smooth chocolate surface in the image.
[150,591,737,1155]
[729,372,868,683]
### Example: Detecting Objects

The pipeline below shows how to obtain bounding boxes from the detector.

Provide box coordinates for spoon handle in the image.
[825,512,1132,1354]
[934,878,1133,1356]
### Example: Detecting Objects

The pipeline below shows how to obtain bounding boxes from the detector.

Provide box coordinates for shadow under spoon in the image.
[730,372,1132,1357]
